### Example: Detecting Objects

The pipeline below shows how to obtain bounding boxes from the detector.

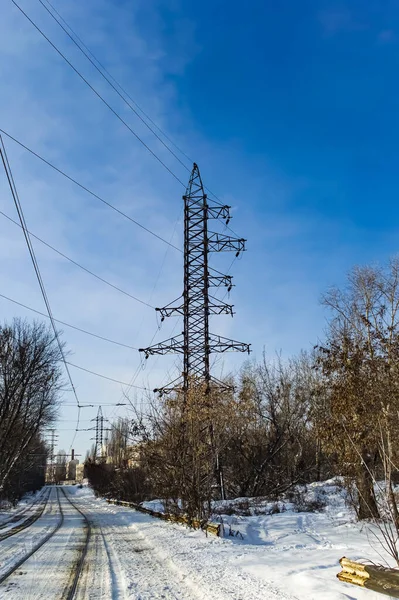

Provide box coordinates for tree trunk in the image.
[357,455,380,520]
[316,438,322,482]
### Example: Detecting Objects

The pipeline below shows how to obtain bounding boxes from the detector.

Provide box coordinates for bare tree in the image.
[316,259,399,518]
[222,352,320,499]
[0,319,63,497]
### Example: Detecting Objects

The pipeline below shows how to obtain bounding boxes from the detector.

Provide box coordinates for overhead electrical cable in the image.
[41,0,192,165]
[113,209,183,417]
[38,0,240,213]
[12,0,234,211]
[66,361,148,389]
[63,403,126,407]
[0,128,182,253]
[38,0,191,173]
[57,419,92,422]
[0,135,81,449]
[0,293,138,350]
[53,428,91,431]
[11,0,187,188]
[0,210,155,308]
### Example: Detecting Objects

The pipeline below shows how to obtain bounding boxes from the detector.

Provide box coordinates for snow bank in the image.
[207,479,392,599]
[141,499,166,513]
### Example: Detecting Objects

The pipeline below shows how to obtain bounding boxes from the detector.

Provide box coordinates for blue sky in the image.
[1,0,398,454]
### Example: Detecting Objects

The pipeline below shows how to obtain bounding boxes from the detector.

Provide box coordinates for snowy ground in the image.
[0,487,87,598]
[141,479,394,600]
[0,481,395,599]
[0,487,46,527]
[69,485,296,600]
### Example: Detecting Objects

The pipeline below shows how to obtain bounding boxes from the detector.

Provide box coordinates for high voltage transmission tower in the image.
[140,163,250,399]
[45,428,58,483]
[91,406,107,462]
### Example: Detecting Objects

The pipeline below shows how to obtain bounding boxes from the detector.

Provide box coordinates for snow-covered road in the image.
[0,485,299,600]
[67,488,297,600]
[67,484,389,600]
[0,483,386,599]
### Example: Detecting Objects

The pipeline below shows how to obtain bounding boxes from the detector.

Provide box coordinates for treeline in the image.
[0,319,62,503]
[87,258,399,523]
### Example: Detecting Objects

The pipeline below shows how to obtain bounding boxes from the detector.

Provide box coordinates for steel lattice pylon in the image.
[93,406,104,461]
[139,163,250,398]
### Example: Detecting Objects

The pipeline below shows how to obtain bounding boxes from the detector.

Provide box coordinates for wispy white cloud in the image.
[317,6,367,36]
[377,29,396,44]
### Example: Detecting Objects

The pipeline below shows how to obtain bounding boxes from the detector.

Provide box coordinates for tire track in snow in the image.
[64,487,123,600]
[0,487,87,599]
[0,486,61,582]
[0,487,48,529]
[59,487,91,600]
[71,494,202,600]
[90,496,298,600]
[0,487,51,540]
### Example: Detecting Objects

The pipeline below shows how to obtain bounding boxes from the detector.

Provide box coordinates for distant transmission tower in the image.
[140,163,250,398]
[93,406,104,461]
[45,428,58,483]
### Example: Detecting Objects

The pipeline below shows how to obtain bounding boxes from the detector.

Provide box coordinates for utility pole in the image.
[139,163,250,499]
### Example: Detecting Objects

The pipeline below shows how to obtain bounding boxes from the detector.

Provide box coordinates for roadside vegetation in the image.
[87,258,399,543]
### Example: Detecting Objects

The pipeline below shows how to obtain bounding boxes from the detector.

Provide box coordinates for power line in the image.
[37,0,240,214]
[40,0,193,165]
[56,419,92,422]
[0,128,182,253]
[109,210,183,423]
[66,361,148,389]
[62,403,126,407]
[11,0,187,188]
[38,0,191,174]
[0,135,82,447]
[68,410,85,449]
[0,292,138,350]
[12,0,237,215]
[0,210,154,308]
[53,428,91,431]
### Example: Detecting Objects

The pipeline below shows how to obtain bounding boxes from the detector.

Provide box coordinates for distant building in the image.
[103,441,143,468]
[75,463,84,482]
[67,459,79,480]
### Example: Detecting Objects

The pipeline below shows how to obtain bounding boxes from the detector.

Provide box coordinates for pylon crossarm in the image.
[156,303,184,319]
[206,205,231,221]
[208,233,246,253]
[153,375,184,395]
[154,375,233,396]
[208,271,233,289]
[188,273,233,289]
[139,335,184,358]
[158,303,233,319]
[203,374,235,392]
[207,302,234,316]
[156,295,184,319]
[209,333,251,354]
